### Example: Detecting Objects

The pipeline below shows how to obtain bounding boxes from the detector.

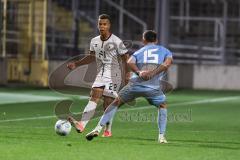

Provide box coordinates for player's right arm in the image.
[127,55,141,76]
[67,51,95,70]
[68,38,96,70]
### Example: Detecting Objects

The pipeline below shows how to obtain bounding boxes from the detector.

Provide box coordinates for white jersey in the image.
[89,34,128,98]
[89,34,128,79]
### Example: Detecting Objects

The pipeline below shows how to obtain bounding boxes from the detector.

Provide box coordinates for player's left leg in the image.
[102,96,115,137]
[86,97,124,141]
[100,77,122,137]
[158,103,168,143]
[145,89,168,143]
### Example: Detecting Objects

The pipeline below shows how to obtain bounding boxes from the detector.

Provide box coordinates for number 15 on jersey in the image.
[143,48,159,63]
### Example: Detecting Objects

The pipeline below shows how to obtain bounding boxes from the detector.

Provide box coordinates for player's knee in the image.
[89,92,101,103]
[89,97,100,103]
[90,88,104,103]
[103,97,114,110]
[159,103,167,109]
[114,97,124,107]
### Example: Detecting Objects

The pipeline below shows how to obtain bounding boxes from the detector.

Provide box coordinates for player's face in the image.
[98,19,111,35]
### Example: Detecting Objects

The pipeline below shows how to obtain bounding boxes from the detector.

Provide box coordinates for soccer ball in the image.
[54,120,72,136]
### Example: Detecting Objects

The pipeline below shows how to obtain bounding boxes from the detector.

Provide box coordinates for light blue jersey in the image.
[130,44,173,90]
[96,43,171,140]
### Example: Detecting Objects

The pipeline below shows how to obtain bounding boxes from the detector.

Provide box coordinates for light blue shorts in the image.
[118,83,166,107]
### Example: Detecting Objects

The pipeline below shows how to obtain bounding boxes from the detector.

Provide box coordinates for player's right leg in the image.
[86,97,123,141]
[86,83,136,141]
[68,87,104,133]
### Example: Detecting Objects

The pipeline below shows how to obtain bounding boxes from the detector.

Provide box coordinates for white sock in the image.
[81,101,97,128]
[94,103,118,133]
[159,133,164,138]
[94,125,103,133]
[105,117,113,132]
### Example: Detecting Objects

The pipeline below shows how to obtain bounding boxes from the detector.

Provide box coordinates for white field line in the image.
[124,96,240,111]
[0,96,239,123]
[0,92,89,105]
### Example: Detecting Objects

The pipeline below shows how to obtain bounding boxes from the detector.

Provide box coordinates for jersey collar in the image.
[100,33,112,41]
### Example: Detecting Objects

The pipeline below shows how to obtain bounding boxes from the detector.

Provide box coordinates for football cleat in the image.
[86,130,99,141]
[158,135,168,144]
[67,116,84,133]
[102,130,112,137]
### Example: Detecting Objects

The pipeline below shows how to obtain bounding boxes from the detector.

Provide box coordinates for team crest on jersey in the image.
[105,42,117,51]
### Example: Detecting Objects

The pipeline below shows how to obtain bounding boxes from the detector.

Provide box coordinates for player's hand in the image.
[139,70,154,81]
[67,62,76,70]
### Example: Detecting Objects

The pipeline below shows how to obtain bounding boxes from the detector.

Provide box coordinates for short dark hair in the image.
[99,14,111,23]
[143,30,157,42]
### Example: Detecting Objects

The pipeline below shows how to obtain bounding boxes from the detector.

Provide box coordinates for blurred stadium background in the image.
[0,0,240,90]
[0,1,240,159]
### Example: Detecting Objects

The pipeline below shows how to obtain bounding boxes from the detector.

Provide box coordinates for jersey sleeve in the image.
[117,39,128,55]
[128,55,136,63]
[164,48,173,59]
[89,39,95,52]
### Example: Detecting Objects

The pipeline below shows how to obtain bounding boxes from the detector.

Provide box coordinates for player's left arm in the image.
[121,53,131,85]
[117,38,131,85]
[140,57,173,80]
[152,57,173,75]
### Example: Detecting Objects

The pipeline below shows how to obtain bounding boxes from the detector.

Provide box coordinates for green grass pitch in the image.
[0,87,239,160]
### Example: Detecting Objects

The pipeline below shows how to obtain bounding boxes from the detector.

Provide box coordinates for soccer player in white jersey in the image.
[86,30,173,143]
[67,14,129,137]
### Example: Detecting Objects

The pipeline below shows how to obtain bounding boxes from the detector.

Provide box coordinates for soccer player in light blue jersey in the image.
[86,30,173,143]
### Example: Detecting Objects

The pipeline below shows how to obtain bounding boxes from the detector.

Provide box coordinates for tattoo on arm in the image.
[151,57,173,76]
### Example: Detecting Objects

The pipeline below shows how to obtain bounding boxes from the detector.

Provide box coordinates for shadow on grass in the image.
[163,139,240,150]
[116,136,155,142]
[171,139,240,145]
[115,136,240,150]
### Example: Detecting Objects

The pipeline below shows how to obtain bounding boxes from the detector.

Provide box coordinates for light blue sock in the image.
[99,104,118,126]
[158,108,167,135]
